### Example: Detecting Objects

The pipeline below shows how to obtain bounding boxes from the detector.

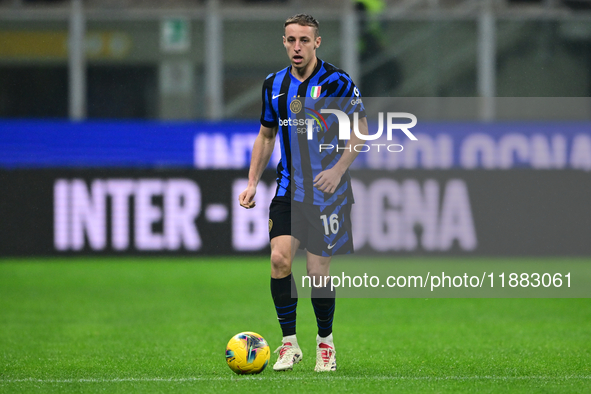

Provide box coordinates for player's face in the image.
[283,24,321,71]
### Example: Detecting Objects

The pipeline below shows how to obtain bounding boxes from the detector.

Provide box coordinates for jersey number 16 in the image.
[320,214,339,235]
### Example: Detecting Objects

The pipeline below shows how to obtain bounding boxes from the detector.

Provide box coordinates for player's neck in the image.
[291,57,318,82]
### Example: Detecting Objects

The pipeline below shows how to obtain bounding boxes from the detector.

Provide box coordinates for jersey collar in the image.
[288,57,323,84]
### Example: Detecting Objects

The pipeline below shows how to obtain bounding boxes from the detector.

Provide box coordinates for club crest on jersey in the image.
[310,86,322,99]
[290,97,302,114]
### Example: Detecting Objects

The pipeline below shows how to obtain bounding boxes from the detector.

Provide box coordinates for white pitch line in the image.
[1,375,590,384]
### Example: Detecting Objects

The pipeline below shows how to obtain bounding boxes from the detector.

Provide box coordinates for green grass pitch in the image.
[1,257,590,393]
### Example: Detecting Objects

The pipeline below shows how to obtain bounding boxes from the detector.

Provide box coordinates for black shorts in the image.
[269,196,354,256]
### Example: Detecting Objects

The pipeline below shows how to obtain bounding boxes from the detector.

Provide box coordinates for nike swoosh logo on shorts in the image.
[273,93,285,99]
[327,243,336,250]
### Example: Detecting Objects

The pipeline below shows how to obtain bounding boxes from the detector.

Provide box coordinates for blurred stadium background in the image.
[1,0,591,120]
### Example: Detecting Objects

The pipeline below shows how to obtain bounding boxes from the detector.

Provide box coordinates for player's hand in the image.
[313,168,343,194]
[238,186,257,209]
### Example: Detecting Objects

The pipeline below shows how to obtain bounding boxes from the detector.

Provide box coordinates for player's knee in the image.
[270,250,291,275]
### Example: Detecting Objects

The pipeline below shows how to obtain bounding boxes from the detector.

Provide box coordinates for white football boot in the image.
[273,342,303,371]
[314,342,337,372]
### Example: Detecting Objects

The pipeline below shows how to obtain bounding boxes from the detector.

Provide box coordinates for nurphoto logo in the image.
[309,110,418,153]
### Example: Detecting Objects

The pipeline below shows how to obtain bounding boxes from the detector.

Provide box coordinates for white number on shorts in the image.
[320,214,339,235]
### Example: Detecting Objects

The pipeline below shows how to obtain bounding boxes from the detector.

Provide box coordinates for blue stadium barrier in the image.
[1,120,590,170]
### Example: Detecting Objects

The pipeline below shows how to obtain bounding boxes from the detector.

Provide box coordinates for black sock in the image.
[271,274,298,337]
[311,286,335,338]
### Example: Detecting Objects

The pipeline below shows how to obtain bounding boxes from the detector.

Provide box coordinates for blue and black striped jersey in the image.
[260,58,365,205]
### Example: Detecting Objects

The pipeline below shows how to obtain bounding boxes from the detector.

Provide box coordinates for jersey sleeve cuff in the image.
[260,118,277,128]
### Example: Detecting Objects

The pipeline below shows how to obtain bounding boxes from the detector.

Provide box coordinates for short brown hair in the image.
[284,14,319,37]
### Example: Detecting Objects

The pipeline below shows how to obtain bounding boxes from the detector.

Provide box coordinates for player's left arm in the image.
[313,116,368,194]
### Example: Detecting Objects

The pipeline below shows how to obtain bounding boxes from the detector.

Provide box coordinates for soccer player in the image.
[238,13,368,372]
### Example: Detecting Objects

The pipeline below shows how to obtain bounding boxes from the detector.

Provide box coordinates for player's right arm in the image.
[238,124,277,209]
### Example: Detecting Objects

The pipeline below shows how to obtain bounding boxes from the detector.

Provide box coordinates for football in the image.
[225,332,271,374]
